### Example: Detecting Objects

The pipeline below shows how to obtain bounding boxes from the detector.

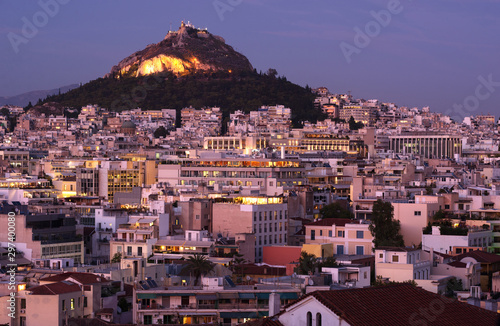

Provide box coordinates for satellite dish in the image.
[308,279,314,286]
[246,276,252,281]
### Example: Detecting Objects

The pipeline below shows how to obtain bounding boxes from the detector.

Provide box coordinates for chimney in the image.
[485,300,498,312]
[269,292,281,316]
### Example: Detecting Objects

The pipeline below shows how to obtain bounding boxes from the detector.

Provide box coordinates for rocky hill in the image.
[107,22,252,78]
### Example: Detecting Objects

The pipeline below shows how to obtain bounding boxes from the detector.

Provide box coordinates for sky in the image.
[1,0,500,117]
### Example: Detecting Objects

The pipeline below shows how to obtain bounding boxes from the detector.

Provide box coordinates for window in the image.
[337,245,344,255]
[316,313,322,326]
[356,246,364,255]
[196,214,200,220]
[254,212,257,221]
[127,246,132,256]
[84,297,88,307]
[328,230,332,237]
[414,211,422,216]
[392,255,399,262]
[62,299,66,311]
[311,230,315,241]
[319,230,323,236]
[356,231,364,239]
[307,312,312,326]
[444,205,450,210]
[379,253,383,258]
[21,299,26,309]
[70,298,75,310]
[144,315,153,325]
[337,230,344,238]
[138,247,142,256]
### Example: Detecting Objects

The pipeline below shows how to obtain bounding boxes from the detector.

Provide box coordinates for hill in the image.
[43,70,325,125]
[41,22,325,125]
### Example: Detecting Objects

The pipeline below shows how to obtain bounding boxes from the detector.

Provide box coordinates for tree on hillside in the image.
[369,200,405,248]
[348,116,364,130]
[153,126,168,138]
[320,202,353,220]
[183,254,215,286]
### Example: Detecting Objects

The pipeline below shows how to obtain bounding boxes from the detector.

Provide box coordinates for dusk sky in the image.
[1,0,500,117]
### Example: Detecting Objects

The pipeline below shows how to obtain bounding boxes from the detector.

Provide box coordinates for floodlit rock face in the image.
[107,22,253,78]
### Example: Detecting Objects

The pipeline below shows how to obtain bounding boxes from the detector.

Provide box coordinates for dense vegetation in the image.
[42,70,326,127]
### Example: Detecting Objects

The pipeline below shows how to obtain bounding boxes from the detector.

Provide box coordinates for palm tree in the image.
[183,254,215,286]
[296,252,318,275]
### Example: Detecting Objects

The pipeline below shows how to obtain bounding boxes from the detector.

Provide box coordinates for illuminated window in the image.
[70,298,75,310]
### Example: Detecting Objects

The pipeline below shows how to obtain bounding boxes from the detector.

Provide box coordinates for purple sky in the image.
[1,0,500,117]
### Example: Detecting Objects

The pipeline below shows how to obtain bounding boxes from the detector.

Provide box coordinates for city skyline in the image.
[1,0,500,118]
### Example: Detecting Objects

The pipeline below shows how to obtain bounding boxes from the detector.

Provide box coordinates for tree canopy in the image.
[369,200,405,248]
[296,252,337,275]
[348,116,364,130]
[320,202,353,219]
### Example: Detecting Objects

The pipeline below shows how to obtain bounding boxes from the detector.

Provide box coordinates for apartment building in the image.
[375,247,431,282]
[212,196,288,263]
[304,218,373,256]
[158,156,305,194]
[0,213,84,263]
[133,277,299,326]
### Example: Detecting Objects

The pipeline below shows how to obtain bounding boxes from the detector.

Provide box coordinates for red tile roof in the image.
[447,261,467,268]
[29,281,81,295]
[305,218,355,227]
[294,284,498,326]
[41,272,107,285]
[454,250,500,264]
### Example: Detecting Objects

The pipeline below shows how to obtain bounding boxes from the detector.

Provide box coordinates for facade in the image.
[389,134,462,159]
[375,248,431,282]
[304,219,373,256]
[133,277,299,326]
[212,197,288,262]
[422,226,492,255]
[0,213,84,263]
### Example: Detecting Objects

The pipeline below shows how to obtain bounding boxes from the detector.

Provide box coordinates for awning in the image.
[256,293,269,300]
[219,293,239,299]
[196,294,218,300]
[279,292,299,300]
[238,293,255,299]
[220,312,259,319]
[178,311,217,316]
[137,293,157,299]
[158,293,195,297]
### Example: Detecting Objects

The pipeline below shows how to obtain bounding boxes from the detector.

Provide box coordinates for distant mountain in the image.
[107,22,253,78]
[0,84,79,107]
